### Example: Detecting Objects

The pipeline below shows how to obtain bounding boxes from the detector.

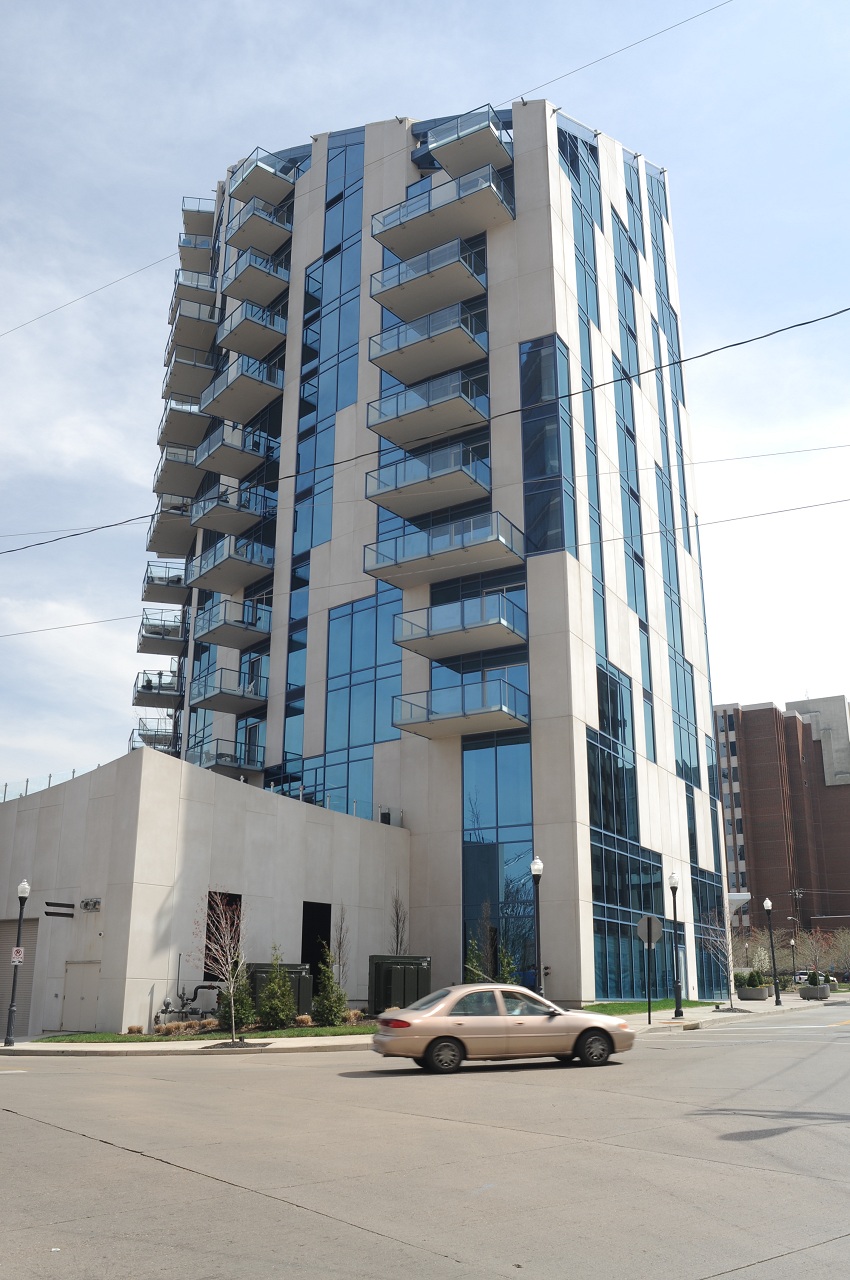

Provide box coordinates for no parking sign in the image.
[11,947,24,965]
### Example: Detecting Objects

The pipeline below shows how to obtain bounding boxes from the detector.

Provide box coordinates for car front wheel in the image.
[575,1030,612,1066]
[424,1038,464,1074]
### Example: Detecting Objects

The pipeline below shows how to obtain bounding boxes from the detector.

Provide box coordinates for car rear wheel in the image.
[412,1057,427,1069]
[424,1038,464,1074]
[575,1030,612,1066]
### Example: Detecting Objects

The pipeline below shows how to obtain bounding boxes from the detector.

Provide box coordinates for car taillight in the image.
[379,1018,411,1029]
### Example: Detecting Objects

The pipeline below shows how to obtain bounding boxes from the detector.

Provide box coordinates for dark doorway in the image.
[301,901,332,983]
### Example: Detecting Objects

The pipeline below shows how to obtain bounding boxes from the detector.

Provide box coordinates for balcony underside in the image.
[163,362,214,401]
[169,310,217,352]
[182,207,214,237]
[137,630,185,657]
[179,243,212,273]
[222,262,289,306]
[395,617,527,661]
[368,394,488,449]
[217,311,284,359]
[371,327,486,385]
[132,686,182,710]
[187,742,265,776]
[365,536,523,588]
[226,212,291,256]
[191,500,261,536]
[374,259,486,322]
[230,164,294,207]
[171,276,216,313]
[393,704,528,739]
[153,456,200,498]
[373,184,514,259]
[194,617,269,649]
[147,515,196,558]
[367,467,489,519]
[201,370,281,422]
[142,571,189,606]
[195,437,272,480]
[188,553,271,593]
[189,685,267,715]
[428,128,513,181]
[158,402,211,449]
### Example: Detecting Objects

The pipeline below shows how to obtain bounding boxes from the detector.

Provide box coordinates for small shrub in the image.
[199,1018,218,1032]
[163,1021,183,1036]
[153,1024,166,1035]
[312,941,348,1027]
[733,972,749,990]
[295,1014,313,1027]
[257,946,297,1029]
[182,1021,199,1033]
[127,1025,143,1036]
[808,971,820,986]
[747,971,765,988]
[343,1008,364,1024]
[778,976,793,990]
[217,973,256,1033]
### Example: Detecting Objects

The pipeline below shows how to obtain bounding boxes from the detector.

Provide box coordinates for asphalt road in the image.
[3,1003,850,1279]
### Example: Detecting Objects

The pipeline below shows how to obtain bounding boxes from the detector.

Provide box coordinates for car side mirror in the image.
[547,1009,559,1017]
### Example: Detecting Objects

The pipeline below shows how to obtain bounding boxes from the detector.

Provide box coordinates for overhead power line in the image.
[0,615,140,640]
[0,515,151,555]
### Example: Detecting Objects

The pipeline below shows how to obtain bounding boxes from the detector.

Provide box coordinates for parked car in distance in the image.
[795,972,837,984]
[372,983,636,1074]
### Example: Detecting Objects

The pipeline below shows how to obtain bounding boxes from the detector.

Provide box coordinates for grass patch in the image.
[38,1023,377,1045]
[582,999,715,1016]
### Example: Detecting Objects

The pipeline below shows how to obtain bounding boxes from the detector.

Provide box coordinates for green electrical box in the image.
[368,955,431,1015]
[249,962,313,1016]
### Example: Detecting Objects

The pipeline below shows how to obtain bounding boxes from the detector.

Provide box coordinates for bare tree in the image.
[829,928,850,980]
[332,903,350,990]
[199,891,246,1045]
[798,927,834,978]
[388,879,409,955]
[700,909,734,1008]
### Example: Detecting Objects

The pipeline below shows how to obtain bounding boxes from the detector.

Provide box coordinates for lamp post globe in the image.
[763,897,782,1006]
[4,878,32,1047]
[530,856,544,996]
[668,871,683,1018]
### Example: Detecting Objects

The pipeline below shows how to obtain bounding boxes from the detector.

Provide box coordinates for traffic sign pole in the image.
[637,916,663,1026]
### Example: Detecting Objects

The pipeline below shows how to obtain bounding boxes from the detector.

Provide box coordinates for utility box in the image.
[249,963,313,1016]
[368,955,431,1015]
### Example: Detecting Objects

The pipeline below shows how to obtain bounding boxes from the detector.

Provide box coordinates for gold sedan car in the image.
[372,983,635,1073]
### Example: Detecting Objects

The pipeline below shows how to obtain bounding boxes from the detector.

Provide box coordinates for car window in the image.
[501,991,553,1016]
[406,988,451,1011]
[450,990,499,1017]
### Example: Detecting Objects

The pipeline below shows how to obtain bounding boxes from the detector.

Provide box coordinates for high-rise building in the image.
[715,696,850,935]
[133,101,723,1002]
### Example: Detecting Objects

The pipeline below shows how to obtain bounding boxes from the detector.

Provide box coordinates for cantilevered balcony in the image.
[185,535,274,592]
[191,484,276,535]
[393,679,529,739]
[372,165,515,259]
[147,495,196,557]
[162,346,216,400]
[364,512,524,588]
[158,396,211,449]
[132,670,183,710]
[189,666,268,713]
[199,354,283,421]
[142,561,189,605]
[369,302,487,384]
[394,594,528,660]
[178,233,213,272]
[195,422,279,479]
[182,197,215,237]
[426,106,513,179]
[217,301,287,359]
[370,238,486,322]
[153,445,199,497]
[225,197,293,254]
[365,443,490,519]
[166,300,218,358]
[229,148,297,205]
[221,249,290,306]
[137,610,186,656]
[130,717,177,751]
[186,738,265,776]
[194,599,272,649]
[169,270,216,320]
[367,369,489,448]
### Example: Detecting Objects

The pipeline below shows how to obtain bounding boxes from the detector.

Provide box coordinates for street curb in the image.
[0,1036,376,1058]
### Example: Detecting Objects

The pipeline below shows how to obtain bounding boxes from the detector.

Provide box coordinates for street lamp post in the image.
[530,855,544,996]
[744,940,749,969]
[668,871,683,1018]
[4,879,31,1047]
[763,897,782,1006]
[789,936,796,983]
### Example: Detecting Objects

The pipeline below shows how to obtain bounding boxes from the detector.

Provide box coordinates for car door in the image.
[443,989,508,1058]
[500,990,577,1057]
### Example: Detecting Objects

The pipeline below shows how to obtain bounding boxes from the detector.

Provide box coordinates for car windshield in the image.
[406,988,452,1011]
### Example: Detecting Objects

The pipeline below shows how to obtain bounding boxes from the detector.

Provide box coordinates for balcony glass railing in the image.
[372,165,515,238]
[170,269,216,314]
[139,610,184,643]
[394,593,528,647]
[143,562,186,592]
[162,346,215,395]
[394,678,529,729]
[182,197,215,217]
[186,738,265,771]
[427,105,513,156]
[364,511,524,574]
[199,354,284,412]
[216,300,287,346]
[178,233,213,253]
[229,148,303,197]
[194,421,280,469]
[366,443,490,502]
[189,667,269,706]
[370,301,487,365]
[153,444,196,486]
[134,671,183,700]
[194,599,272,643]
[222,249,290,293]
[370,238,486,300]
[164,300,219,363]
[367,368,489,431]
[225,197,293,242]
[191,484,277,526]
[185,535,275,586]
[151,493,192,520]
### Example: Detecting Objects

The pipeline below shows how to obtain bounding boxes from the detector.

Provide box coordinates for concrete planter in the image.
[799,984,831,1000]
[736,986,770,1001]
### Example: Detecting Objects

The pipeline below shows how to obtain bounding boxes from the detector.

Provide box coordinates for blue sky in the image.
[1,0,848,790]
